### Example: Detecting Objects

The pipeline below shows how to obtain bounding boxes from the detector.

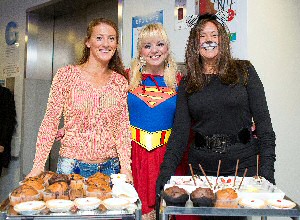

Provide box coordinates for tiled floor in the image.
[0,157,20,202]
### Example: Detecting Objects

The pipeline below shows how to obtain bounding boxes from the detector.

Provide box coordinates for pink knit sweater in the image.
[32,65,132,171]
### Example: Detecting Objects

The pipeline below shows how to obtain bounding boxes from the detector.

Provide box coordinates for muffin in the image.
[215,188,238,208]
[21,177,45,191]
[48,173,70,185]
[38,171,55,186]
[86,184,112,200]
[69,174,84,190]
[43,182,69,201]
[9,184,40,206]
[86,172,110,185]
[162,186,189,207]
[190,187,215,207]
[69,188,84,201]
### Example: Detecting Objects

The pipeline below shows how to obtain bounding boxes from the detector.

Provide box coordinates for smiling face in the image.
[85,23,117,64]
[199,21,219,62]
[140,34,169,74]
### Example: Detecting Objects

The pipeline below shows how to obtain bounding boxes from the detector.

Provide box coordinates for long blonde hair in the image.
[129,23,177,89]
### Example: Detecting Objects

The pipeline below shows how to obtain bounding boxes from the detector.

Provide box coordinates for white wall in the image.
[0,0,51,156]
[248,0,300,205]
[0,0,299,207]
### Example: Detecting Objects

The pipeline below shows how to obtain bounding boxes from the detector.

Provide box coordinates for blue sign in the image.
[5,21,19,45]
[131,10,164,58]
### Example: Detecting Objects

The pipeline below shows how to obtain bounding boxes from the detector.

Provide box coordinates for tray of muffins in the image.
[1,172,141,218]
[162,175,297,209]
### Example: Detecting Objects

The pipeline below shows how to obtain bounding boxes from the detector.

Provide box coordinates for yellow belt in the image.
[130,126,172,151]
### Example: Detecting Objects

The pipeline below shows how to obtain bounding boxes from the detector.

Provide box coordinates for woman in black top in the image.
[156,13,276,195]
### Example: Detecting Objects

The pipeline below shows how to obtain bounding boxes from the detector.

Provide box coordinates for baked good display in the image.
[190,187,215,207]
[48,173,70,185]
[43,182,69,201]
[215,188,238,208]
[267,199,296,209]
[9,184,40,206]
[162,186,189,207]
[69,174,84,190]
[86,184,112,200]
[21,177,45,191]
[239,198,266,209]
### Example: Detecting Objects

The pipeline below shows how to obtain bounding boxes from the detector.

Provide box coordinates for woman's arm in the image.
[246,64,276,184]
[27,67,69,177]
[156,81,192,192]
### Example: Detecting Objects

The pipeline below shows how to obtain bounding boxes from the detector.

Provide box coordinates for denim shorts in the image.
[57,157,120,178]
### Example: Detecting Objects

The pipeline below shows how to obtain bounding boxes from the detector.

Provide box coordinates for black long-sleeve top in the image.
[159,63,276,184]
[0,85,17,175]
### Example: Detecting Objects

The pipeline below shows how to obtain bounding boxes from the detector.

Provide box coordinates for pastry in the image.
[69,173,84,190]
[267,199,296,209]
[21,177,44,191]
[190,187,215,207]
[215,188,238,208]
[43,182,69,201]
[239,198,266,208]
[9,185,40,206]
[48,173,70,185]
[86,184,112,200]
[162,186,189,207]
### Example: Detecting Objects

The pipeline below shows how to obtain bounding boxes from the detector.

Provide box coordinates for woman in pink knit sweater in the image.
[26,18,132,181]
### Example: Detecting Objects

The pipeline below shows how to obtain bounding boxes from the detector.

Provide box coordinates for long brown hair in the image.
[185,13,249,93]
[78,18,128,80]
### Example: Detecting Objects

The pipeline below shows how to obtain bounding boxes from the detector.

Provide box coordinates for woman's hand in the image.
[26,168,43,178]
[55,128,65,141]
[120,168,133,184]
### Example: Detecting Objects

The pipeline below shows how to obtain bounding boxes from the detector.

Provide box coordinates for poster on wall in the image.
[192,0,247,59]
[2,21,20,78]
[174,0,187,30]
[131,10,164,58]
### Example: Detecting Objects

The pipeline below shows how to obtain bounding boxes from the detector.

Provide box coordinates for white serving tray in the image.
[165,176,285,201]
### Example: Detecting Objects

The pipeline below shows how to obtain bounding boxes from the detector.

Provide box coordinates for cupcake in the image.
[9,184,40,206]
[69,174,84,190]
[162,186,189,207]
[86,184,112,200]
[43,182,69,201]
[190,187,215,207]
[215,188,238,208]
[21,177,45,192]
[48,173,70,185]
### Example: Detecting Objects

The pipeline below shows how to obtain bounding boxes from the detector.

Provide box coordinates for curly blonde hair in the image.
[129,23,177,89]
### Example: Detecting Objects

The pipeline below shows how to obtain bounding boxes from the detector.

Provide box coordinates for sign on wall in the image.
[131,10,164,58]
[194,0,247,59]
[2,21,20,77]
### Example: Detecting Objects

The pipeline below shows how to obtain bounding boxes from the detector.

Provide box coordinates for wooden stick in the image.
[238,168,248,190]
[188,164,197,186]
[256,154,259,176]
[215,160,222,186]
[198,163,213,189]
[233,159,240,187]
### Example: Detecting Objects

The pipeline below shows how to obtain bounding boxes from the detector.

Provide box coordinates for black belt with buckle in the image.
[194,128,251,154]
